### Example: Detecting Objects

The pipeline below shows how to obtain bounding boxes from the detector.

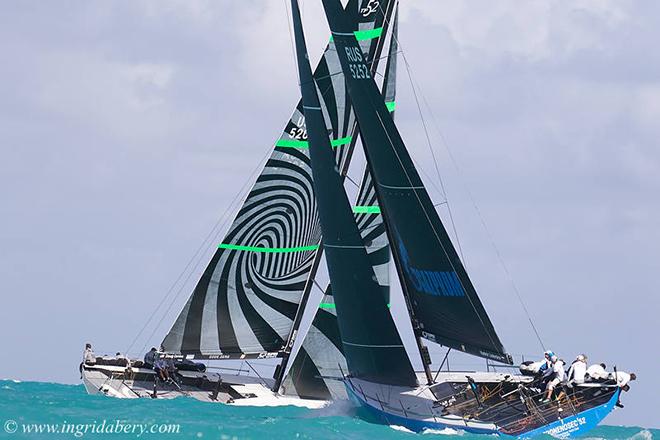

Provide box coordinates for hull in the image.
[345,372,621,439]
[81,362,327,408]
[518,390,619,439]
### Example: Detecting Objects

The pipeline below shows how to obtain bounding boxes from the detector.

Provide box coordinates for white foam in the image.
[390,425,415,434]
[315,399,356,417]
[422,427,465,436]
[628,430,653,440]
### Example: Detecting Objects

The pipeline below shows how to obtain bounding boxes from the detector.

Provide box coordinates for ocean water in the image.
[0,380,656,439]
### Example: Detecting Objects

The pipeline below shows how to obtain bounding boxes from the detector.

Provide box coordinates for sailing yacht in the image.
[80,0,400,406]
[287,0,632,437]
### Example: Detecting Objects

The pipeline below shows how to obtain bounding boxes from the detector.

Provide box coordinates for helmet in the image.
[544,350,555,358]
[577,354,586,362]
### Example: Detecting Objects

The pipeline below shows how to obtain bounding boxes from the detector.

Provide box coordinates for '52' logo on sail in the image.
[345,47,370,79]
[360,0,380,17]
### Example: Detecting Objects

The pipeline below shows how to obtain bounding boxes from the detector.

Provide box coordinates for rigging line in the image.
[132,143,275,356]
[392,31,546,354]
[400,54,467,267]
[124,187,242,355]
[344,173,361,188]
[139,181,254,356]
[282,0,297,71]
[312,279,326,294]
[375,2,466,266]
[140,169,259,356]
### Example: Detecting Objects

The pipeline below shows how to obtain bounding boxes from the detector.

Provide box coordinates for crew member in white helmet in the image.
[567,354,588,385]
[542,355,565,403]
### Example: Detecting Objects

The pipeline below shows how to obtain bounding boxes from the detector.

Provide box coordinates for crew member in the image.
[143,347,157,368]
[539,350,554,373]
[79,343,97,378]
[567,354,588,385]
[586,363,608,381]
[611,370,636,388]
[83,343,96,365]
[542,355,565,403]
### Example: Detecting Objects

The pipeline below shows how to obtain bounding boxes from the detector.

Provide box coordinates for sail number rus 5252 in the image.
[345,47,370,80]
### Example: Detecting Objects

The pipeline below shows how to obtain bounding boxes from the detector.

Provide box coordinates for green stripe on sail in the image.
[353,205,381,214]
[319,302,390,309]
[219,243,319,253]
[331,136,353,147]
[275,136,352,149]
[355,27,383,41]
[275,139,308,148]
[330,27,383,42]
[385,101,396,112]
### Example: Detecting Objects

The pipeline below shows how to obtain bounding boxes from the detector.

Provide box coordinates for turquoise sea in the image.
[0,380,656,439]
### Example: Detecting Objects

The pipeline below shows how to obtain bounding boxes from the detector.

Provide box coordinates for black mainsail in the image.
[274,0,398,395]
[291,0,416,387]
[162,0,395,364]
[320,0,511,366]
[280,7,399,399]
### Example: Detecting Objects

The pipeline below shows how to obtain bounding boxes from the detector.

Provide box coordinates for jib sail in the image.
[320,0,511,364]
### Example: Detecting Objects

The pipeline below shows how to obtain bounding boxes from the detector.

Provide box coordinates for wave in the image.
[0,380,656,440]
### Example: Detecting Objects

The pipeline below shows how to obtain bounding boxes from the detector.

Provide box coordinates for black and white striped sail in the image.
[161,0,395,360]
[279,171,393,398]
[280,8,399,399]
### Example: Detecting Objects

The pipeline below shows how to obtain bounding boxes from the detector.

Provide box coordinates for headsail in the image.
[279,285,346,399]
[320,0,512,365]
[162,0,394,361]
[291,0,417,387]
[280,9,399,398]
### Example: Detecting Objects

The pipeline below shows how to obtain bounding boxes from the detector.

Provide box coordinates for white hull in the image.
[81,362,327,408]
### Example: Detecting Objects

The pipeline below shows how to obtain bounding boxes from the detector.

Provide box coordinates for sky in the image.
[1,0,658,429]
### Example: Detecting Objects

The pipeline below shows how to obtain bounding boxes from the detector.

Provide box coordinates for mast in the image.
[273,0,398,393]
[290,0,417,387]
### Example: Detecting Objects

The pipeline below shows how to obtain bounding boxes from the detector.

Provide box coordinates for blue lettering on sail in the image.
[398,242,464,297]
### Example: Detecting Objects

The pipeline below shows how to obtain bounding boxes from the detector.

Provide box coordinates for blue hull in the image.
[345,382,619,438]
